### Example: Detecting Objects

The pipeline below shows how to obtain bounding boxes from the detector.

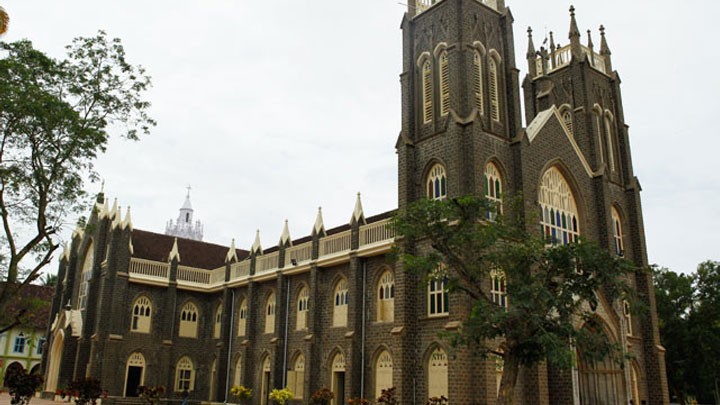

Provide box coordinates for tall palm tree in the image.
[0,6,8,35]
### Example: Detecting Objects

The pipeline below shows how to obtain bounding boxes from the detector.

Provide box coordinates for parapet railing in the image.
[535,44,606,77]
[127,218,395,289]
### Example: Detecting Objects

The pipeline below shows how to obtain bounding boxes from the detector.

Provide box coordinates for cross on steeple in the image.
[186,185,192,197]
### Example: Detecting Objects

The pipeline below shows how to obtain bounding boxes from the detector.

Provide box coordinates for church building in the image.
[41,1,670,404]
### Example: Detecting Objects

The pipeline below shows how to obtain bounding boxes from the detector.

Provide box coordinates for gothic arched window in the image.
[473,50,484,113]
[296,285,309,331]
[131,296,152,333]
[375,350,393,399]
[439,50,450,116]
[428,277,449,317]
[179,302,198,338]
[490,270,507,308]
[604,112,616,171]
[377,270,395,322]
[234,355,243,386]
[333,279,348,327]
[213,303,222,339]
[428,347,448,400]
[484,162,503,220]
[562,108,574,137]
[539,167,580,245]
[422,59,433,124]
[78,241,94,310]
[237,298,247,337]
[265,292,276,334]
[175,357,195,392]
[612,207,624,256]
[427,164,447,201]
[489,57,500,122]
[288,354,305,399]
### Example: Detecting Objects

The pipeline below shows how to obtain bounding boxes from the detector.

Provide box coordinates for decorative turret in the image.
[280,220,292,247]
[226,239,238,263]
[350,192,366,225]
[569,6,582,59]
[313,207,325,237]
[165,187,204,241]
[599,25,613,73]
[526,27,537,77]
[251,230,262,255]
[168,238,181,263]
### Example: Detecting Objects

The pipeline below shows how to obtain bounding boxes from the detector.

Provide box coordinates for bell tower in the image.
[397,0,522,209]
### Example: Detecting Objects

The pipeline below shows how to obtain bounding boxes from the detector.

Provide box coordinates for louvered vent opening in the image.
[489,59,500,122]
[439,51,450,116]
[473,51,484,112]
[423,61,433,124]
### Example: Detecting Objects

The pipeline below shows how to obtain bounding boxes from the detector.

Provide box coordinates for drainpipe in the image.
[282,277,290,387]
[224,289,235,404]
[360,259,367,399]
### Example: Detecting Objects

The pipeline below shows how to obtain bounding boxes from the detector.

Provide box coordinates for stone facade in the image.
[41,1,669,404]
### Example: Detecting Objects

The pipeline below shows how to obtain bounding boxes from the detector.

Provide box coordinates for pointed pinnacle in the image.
[569,5,580,39]
[599,25,611,55]
[526,27,536,58]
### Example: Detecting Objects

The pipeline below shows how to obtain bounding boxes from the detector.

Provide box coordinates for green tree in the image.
[393,196,638,405]
[656,262,720,403]
[0,32,155,332]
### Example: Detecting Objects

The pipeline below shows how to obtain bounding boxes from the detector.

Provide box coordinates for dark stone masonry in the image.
[41,0,670,404]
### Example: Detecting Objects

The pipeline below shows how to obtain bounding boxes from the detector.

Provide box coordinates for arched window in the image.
[179,302,198,338]
[562,109,574,137]
[623,300,633,336]
[472,50,484,113]
[489,57,500,122]
[213,303,222,339]
[428,277,449,317]
[131,296,152,333]
[439,51,450,116]
[375,350,393,399]
[287,354,305,400]
[428,347,448,400]
[631,363,641,404]
[265,292,276,334]
[297,286,309,331]
[124,352,145,397]
[604,113,616,171]
[237,298,247,337]
[484,162,503,220]
[422,59,433,124]
[427,164,447,201]
[333,279,348,327]
[594,109,605,165]
[233,355,242,386]
[78,241,94,310]
[377,270,395,322]
[611,207,624,256]
[539,167,580,245]
[490,270,507,308]
[175,357,194,392]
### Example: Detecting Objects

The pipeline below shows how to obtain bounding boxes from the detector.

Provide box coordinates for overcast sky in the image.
[3,0,718,275]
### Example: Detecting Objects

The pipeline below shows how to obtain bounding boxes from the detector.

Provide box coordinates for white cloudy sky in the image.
[2,0,718,274]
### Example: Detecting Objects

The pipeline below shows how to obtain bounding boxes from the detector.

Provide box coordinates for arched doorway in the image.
[124,352,145,397]
[578,328,626,405]
[45,331,64,392]
[4,362,24,386]
[330,352,346,405]
[260,356,271,405]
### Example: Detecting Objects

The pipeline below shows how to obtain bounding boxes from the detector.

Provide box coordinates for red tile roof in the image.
[131,229,249,269]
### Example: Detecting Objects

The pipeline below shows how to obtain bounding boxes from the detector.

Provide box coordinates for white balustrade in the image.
[210,267,226,285]
[128,258,169,280]
[359,219,395,246]
[256,252,280,274]
[319,231,352,257]
[177,266,211,284]
[231,260,251,280]
[284,242,313,267]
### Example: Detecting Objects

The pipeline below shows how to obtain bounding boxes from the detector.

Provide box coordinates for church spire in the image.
[165,188,204,241]
[569,5,582,59]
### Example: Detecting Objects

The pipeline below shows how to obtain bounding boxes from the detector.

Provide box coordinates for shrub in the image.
[269,387,293,405]
[230,385,253,403]
[58,377,107,405]
[377,387,397,405]
[427,396,448,405]
[6,367,43,405]
[310,388,334,405]
[138,385,166,405]
[347,398,368,405]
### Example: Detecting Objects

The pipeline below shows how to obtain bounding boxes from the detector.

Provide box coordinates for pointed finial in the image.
[226,238,238,263]
[599,25,611,55]
[122,206,133,231]
[569,5,580,39]
[61,243,70,262]
[101,180,105,194]
[186,184,192,198]
[350,192,366,225]
[168,238,181,263]
[72,224,84,240]
[112,205,122,230]
[587,29,594,50]
[313,207,326,236]
[251,229,262,255]
[110,198,118,219]
[526,27,536,59]
[568,5,582,59]
[99,197,109,219]
[280,219,292,247]
[128,235,134,255]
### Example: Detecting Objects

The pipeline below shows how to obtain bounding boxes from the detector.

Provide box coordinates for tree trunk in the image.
[496,352,520,405]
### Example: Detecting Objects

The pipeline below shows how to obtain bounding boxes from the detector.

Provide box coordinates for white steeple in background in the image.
[165,186,204,241]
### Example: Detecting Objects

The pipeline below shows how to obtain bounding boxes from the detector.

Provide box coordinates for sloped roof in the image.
[131,229,249,269]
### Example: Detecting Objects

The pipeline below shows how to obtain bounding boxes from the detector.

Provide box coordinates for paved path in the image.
[0,393,66,405]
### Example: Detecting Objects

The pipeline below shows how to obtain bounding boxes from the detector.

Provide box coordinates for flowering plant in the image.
[347,398,369,405]
[58,377,107,405]
[310,388,334,405]
[138,385,166,405]
[377,387,397,405]
[230,385,253,403]
[427,396,448,405]
[269,387,293,405]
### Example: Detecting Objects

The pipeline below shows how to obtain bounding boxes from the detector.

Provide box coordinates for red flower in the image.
[103,392,108,399]
[56,390,62,395]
